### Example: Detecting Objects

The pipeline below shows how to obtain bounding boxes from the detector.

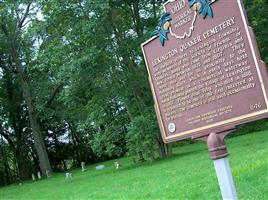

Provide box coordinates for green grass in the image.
[0,130,267,200]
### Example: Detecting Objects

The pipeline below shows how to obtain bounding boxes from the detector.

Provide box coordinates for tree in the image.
[244,0,268,65]
[0,1,52,174]
[36,0,172,162]
[0,69,33,180]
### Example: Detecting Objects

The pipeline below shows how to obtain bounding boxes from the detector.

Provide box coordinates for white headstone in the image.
[96,165,105,170]
[37,171,42,179]
[46,170,52,178]
[81,162,86,172]
[114,161,120,169]
[65,172,73,179]
[32,174,36,181]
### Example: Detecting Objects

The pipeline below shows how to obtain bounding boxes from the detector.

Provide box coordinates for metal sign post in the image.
[213,158,238,200]
[207,132,238,200]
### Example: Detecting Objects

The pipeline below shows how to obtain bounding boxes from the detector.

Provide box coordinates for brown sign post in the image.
[141,0,268,199]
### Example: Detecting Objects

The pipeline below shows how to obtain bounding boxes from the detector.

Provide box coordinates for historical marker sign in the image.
[141,0,268,143]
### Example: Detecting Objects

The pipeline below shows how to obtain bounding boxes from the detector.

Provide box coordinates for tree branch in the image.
[21,19,33,28]
[18,3,32,28]
[45,82,65,108]
[35,82,65,119]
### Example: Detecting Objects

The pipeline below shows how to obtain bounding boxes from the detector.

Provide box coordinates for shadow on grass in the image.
[118,147,207,173]
[69,146,208,182]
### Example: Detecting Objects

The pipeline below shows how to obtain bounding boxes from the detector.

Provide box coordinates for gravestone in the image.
[65,172,73,179]
[96,165,105,170]
[32,174,36,181]
[37,171,42,179]
[114,161,121,169]
[81,162,86,172]
[46,170,52,178]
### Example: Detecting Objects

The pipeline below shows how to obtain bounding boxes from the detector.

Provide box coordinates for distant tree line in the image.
[0,0,267,186]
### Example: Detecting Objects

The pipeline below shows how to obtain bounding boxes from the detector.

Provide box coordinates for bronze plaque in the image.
[141,0,268,143]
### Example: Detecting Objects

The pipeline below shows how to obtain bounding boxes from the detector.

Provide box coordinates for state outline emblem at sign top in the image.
[163,0,197,39]
[163,0,217,41]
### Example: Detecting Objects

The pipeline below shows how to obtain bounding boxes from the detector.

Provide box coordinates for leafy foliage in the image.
[243,0,268,65]
[126,112,159,161]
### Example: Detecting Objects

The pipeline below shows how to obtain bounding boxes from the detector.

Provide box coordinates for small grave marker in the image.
[32,174,36,181]
[81,162,86,172]
[114,161,121,169]
[96,165,105,170]
[65,172,73,179]
[45,170,52,178]
[37,171,42,179]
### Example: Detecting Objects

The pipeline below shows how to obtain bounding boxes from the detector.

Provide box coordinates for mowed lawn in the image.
[0,130,267,200]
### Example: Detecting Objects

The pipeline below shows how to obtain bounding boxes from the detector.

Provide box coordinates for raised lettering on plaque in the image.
[141,0,268,143]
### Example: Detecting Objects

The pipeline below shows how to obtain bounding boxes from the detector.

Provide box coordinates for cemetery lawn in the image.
[0,130,267,200]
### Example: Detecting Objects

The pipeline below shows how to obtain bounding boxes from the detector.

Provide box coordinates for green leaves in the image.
[126,112,158,161]
[151,13,172,46]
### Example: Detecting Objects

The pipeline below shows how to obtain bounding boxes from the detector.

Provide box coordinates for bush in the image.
[126,112,159,161]
[90,125,126,159]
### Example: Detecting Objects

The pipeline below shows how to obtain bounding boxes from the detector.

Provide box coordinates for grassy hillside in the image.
[0,130,267,200]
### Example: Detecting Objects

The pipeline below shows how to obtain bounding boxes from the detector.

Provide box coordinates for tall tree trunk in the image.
[5,72,31,180]
[68,123,82,165]
[132,0,144,37]
[16,151,31,180]
[157,133,173,158]
[110,18,145,116]
[19,77,51,175]
[0,137,10,185]
[10,41,52,175]
[62,160,67,171]
[152,0,157,20]
[3,161,10,184]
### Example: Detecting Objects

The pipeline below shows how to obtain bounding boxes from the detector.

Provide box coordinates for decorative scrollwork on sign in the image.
[152,0,218,46]
[151,13,172,46]
[189,0,216,18]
